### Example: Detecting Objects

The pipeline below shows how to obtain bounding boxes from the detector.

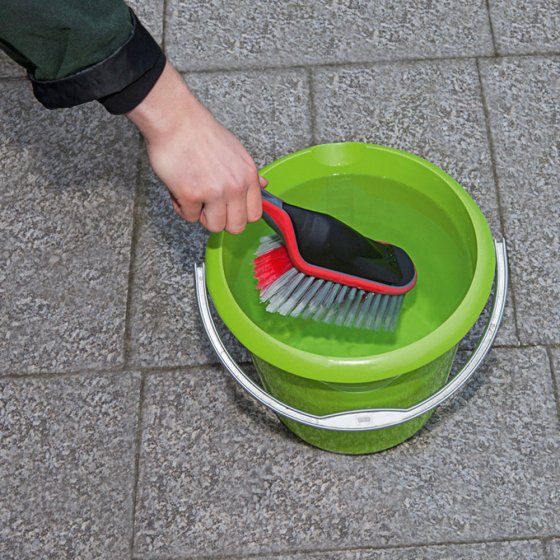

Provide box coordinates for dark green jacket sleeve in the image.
[0,1,166,114]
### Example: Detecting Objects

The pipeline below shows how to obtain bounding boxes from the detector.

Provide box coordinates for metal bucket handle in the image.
[194,239,508,432]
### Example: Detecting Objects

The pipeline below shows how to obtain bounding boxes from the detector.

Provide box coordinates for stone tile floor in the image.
[1,1,558,559]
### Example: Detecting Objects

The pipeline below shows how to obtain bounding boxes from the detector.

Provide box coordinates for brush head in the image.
[254,236,407,331]
[256,191,416,330]
[281,203,416,292]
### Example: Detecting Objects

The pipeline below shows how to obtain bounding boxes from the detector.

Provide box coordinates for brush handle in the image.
[260,189,286,236]
[259,189,416,295]
[261,188,284,207]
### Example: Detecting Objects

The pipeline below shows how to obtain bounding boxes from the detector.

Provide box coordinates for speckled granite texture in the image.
[0,372,140,560]
[1,1,558,559]
[165,0,494,70]
[489,0,560,54]
[551,349,560,401]
[133,348,559,557]
[0,83,138,374]
[547,539,560,559]
[479,57,560,345]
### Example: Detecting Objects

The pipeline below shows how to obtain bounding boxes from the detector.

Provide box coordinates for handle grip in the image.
[260,189,284,207]
[260,189,285,235]
[194,240,508,431]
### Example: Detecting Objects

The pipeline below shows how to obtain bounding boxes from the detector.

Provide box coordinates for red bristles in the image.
[253,245,293,290]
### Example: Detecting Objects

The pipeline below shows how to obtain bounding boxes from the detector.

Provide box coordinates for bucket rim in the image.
[205,142,496,383]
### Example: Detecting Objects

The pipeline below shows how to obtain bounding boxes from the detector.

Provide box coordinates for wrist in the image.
[126,62,204,143]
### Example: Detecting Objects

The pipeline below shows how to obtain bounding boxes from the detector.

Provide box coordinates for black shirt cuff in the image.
[98,49,166,114]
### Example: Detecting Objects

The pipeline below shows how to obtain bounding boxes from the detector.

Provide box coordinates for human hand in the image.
[126,62,267,233]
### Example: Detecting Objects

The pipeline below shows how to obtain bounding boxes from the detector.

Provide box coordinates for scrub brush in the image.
[253,189,416,331]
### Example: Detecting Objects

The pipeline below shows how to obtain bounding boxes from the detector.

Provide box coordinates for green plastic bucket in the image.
[201,142,499,454]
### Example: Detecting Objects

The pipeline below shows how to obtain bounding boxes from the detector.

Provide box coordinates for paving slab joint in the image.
[545,347,560,423]
[129,372,147,559]
[124,146,150,367]
[484,0,498,56]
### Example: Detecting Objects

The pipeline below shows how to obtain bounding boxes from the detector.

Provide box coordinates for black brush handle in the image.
[260,189,415,288]
[260,189,286,236]
[261,189,283,206]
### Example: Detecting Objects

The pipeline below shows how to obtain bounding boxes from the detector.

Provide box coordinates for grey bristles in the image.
[255,235,406,331]
[255,234,282,256]
[260,268,299,302]
[301,281,331,319]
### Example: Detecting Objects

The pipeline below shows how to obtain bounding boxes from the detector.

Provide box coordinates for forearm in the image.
[126,62,203,144]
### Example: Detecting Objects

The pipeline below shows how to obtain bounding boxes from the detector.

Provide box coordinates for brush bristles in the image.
[253,235,405,331]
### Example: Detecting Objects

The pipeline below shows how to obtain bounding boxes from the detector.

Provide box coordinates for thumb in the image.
[259,175,268,188]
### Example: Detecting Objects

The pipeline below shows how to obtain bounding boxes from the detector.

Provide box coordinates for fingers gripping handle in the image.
[194,239,508,431]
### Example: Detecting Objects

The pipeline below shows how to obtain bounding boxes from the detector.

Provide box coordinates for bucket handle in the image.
[194,239,508,432]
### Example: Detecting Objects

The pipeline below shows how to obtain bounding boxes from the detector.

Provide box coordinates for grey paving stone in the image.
[128,168,241,367]
[547,539,560,560]
[479,57,560,345]
[313,59,517,347]
[133,347,560,557]
[165,0,493,71]
[241,539,546,559]
[184,69,313,169]
[0,372,140,560]
[489,0,560,55]
[0,82,138,374]
[128,69,311,367]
